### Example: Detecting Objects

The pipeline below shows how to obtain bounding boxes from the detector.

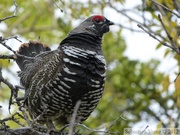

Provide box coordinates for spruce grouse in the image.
[15,15,114,129]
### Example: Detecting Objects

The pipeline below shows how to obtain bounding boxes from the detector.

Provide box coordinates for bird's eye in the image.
[95,19,101,23]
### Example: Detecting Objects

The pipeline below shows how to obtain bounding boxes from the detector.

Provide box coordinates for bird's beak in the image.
[108,21,114,26]
[106,19,114,26]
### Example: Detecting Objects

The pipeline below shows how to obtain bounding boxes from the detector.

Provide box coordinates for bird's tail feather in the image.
[15,41,51,71]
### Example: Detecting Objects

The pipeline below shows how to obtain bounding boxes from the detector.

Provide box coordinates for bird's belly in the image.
[27,48,106,123]
[56,60,105,121]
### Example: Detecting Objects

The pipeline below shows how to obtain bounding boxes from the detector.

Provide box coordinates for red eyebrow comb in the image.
[92,15,104,21]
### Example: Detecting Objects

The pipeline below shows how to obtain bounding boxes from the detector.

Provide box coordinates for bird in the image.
[15,15,114,130]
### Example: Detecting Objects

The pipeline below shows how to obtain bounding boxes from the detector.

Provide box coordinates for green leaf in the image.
[156,43,162,50]
[153,121,162,135]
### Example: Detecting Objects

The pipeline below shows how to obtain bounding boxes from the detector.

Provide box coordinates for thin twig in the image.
[150,0,180,18]
[0,40,16,54]
[77,123,120,134]
[13,0,18,16]
[68,100,81,135]
[172,0,180,13]
[21,108,32,126]
[107,113,127,131]
[117,23,144,33]
[77,113,124,134]
[0,0,18,22]
[137,24,179,53]
[3,35,22,43]
[140,125,149,135]
[142,0,147,26]
[0,112,24,127]
[0,54,15,59]
[12,113,26,127]
[174,72,180,82]
[61,112,123,135]
[107,1,167,41]
[0,36,34,60]
[158,14,179,53]
[0,67,19,113]
[52,0,63,12]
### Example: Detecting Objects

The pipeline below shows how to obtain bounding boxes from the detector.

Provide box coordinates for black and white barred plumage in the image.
[15,15,114,128]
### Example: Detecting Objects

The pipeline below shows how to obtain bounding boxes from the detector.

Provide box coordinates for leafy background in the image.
[0,0,180,134]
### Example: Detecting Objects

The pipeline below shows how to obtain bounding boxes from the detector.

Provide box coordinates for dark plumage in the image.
[15,15,114,129]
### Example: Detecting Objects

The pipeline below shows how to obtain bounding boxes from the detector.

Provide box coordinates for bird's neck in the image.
[59,33,103,52]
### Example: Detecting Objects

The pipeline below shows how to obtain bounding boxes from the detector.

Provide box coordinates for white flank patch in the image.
[100,72,106,77]
[91,79,100,84]
[69,61,81,66]
[60,81,71,89]
[95,55,106,65]
[64,77,76,83]
[63,57,81,66]
[63,58,70,62]
[86,50,96,55]
[91,84,100,88]
[63,67,77,75]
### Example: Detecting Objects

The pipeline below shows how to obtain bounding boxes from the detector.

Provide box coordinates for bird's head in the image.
[69,15,114,37]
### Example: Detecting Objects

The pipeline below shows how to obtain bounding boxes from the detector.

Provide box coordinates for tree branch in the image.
[0,127,48,135]
[0,36,35,61]
[137,24,179,53]
[150,0,180,18]
[158,14,179,53]
[0,0,18,23]
[68,100,81,135]
[0,67,19,113]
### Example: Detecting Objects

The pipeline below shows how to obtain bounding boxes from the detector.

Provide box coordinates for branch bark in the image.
[0,127,48,135]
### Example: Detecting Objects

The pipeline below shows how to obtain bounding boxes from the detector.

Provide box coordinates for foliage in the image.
[0,0,180,134]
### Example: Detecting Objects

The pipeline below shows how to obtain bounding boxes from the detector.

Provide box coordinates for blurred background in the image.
[0,0,180,134]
